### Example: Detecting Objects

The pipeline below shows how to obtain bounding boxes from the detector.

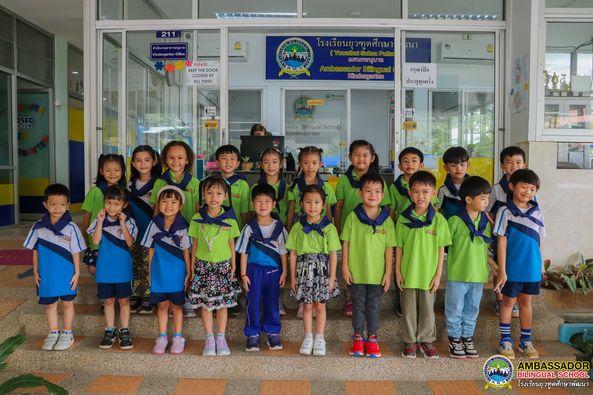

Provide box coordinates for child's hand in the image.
[118,211,127,224]
[97,209,106,223]
[279,273,286,288]
[290,279,297,292]
[381,273,391,293]
[242,275,250,292]
[328,276,336,292]
[489,263,499,276]
[34,271,40,287]
[495,272,507,294]
[395,271,404,291]
[184,275,190,291]
[429,274,441,294]
[342,268,352,285]
[87,265,96,275]
[70,272,79,291]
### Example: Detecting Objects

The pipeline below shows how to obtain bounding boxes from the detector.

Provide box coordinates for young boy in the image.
[395,171,451,359]
[88,185,138,350]
[236,184,288,352]
[494,169,545,360]
[341,173,395,358]
[215,144,250,230]
[445,176,496,359]
[437,146,470,220]
[24,184,86,351]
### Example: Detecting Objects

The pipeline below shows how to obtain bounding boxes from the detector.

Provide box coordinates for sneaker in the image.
[137,301,154,315]
[448,338,465,359]
[53,332,74,351]
[512,303,520,318]
[299,335,314,355]
[462,337,479,358]
[297,303,304,319]
[313,336,326,356]
[267,333,283,350]
[130,298,141,314]
[401,342,417,359]
[365,335,382,358]
[99,328,117,349]
[394,302,402,317]
[343,300,353,318]
[349,334,365,357]
[152,336,168,355]
[245,335,260,352]
[420,342,439,359]
[519,341,539,359]
[494,300,501,315]
[118,328,134,350]
[215,334,231,356]
[203,335,216,356]
[499,340,515,359]
[41,332,60,351]
[184,302,196,318]
[170,336,185,354]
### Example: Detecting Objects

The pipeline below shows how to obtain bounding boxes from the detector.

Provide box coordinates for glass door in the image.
[0,71,15,225]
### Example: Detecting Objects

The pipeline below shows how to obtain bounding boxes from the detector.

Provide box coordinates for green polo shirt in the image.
[287,181,337,218]
[150,171,200,224]
[389,177,439,216]
[336,174,391,229]
[447,214,491,283]
[395,210,451,290]
[249,181,288,224]
[81,185,105,250]
[188,208,240,262]
[285,220,341,255]
[340,211,396,285]
[224,178,250,230]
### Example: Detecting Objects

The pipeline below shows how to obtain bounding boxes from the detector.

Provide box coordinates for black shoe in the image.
[229,303,241,317]
[99,328,118,349]
[448,337,466,359]
[394,302,402,317]
[130,298,142,314]
[462,337,479,358]
[119,328,134,350]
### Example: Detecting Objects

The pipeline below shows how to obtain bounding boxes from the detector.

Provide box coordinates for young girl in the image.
[128,145,162,315]
[189,175,241,356]
[141,186,191,355]
[81,154,127,274]
[335,140,391,317]
[287,185,340,356]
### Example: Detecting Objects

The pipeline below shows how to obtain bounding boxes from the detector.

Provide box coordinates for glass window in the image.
[409,0,503,21]
[102,33,121,154]
[199,0,297,19]
[0,10,13,69]
[0,72,11,166]
[98,0,123,20]
[16,21,54,83]
[303,1,401,18]
[546,0,593,8]
[0,169,15,226]
[68,46,84,96]
[557,142,593,169]
[229,90,262,149]
[98,0,192,20]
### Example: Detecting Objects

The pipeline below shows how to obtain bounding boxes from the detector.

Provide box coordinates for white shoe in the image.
[299,335,314,355]
[41,332,60,351]
[53,332,74,351]
[313,335,326,356]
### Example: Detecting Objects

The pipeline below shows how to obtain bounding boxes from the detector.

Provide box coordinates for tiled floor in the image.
[345,381,397,395]
[172,378,227,395]
[260,380,311,395]
[0,297,27,319]
[85,375,144,394]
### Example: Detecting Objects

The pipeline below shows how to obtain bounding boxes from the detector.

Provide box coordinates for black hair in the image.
[157,188,184,203]
[409,170,436,189]
[44,183,69,202]
[300,184,326,203]
[443,146,470,164]
[215,144,241,160]
[359,173,385,192]
[349,140,380,173]
[499,146,526,163]
[201,175,230,197]
[250,123,268,136]
[96,153,127,188]
[103,185,128,202]
[398,147,424,163]
[298,146,323,163]
[459,176,491,200]
[251,183,276,202]
[259,148,284,178]
[130,145,162,180]
[509,168,540,190]
[161,140,195,173]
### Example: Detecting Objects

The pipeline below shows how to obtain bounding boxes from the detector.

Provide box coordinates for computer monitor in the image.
[240,135,284,162]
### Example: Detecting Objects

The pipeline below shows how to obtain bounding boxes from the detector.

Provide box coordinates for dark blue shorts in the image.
[83,249,98,266]
[97,282,132,299]
[150,291,185,306]
[502,281,540,298]
[38,294,76,305]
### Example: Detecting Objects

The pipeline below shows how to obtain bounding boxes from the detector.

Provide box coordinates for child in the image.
[287,184,340,356]
[215,144,250,230]
[88,185,138,350]
[445,176,496,359]
[141,186,191,355]
[24,184,86,351]
[494,169,545,360]
[250,148,288,225]
[341,173,395,358]
[189,175,242,356]
[236,184,288,352]
[395,171,451,359]
[128,145,162,315]
[81,154,127,274]
[335,140,390,318]
[437,146,470,220]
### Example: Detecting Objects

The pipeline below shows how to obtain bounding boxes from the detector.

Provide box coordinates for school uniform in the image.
[249,177,289,224]
[286,175,337,222]
[236,218,288,337]
[487,176,511,218]
[224,174,251,230]
[390,174,439,217]
[23,212,86,304]
[437,174,468,220]
[150,170,200,224]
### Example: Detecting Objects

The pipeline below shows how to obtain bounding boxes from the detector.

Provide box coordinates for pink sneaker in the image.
[152,336,168,355]
[170,335,185,354]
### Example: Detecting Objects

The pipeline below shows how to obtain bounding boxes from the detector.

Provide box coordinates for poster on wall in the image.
[511,55,528,114]
[402,63,437,88]
[186,60,220,86]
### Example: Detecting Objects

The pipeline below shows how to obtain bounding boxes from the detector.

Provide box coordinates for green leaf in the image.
[562,274,577,294]
[0,335,25,367]
[0,374,68,395]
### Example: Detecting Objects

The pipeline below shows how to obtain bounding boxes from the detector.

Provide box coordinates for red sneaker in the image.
[401,342,417,359]
[365,335,382,358]
[349,334,364,357]
[343,300,353,317]
[420,342,440,359]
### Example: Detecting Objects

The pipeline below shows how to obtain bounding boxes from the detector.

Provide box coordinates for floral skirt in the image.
[189,258,241,311]
[131,242,150,299]
[292,253,340,304]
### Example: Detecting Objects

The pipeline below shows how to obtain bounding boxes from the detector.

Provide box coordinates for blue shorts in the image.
[38,294,76,305]
[502,281,540,298]
[150,291,185,306]
[97,282,132,299]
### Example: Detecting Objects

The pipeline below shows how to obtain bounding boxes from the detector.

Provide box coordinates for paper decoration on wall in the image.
[153,60,195,73]
[17,103,46,113]
[511,56,528,114]
[18,135,49,156]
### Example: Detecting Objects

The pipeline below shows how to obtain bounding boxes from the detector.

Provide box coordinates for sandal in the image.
[343,300,353,317]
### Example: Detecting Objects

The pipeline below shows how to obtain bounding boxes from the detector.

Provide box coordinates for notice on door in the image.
[186,60,220,87]
[402,63,437,88]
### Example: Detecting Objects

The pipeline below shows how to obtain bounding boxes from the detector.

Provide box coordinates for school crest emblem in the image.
[293,96,316,119]
[276,37,313,78]
[483,355,514,390]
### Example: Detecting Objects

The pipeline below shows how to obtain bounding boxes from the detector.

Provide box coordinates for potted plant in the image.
[241,156,253,171]
[569,331,593,381]
[542,255,593,294]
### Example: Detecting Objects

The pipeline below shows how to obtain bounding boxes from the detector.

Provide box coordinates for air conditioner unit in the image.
[438,41,494,64]
[196,40,247,62]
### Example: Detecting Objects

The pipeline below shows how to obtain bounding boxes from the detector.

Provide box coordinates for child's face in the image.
[444,161,469,182]
[166,146,189,174]
[358,181,384,208]
[104,198,126,218]
[158,196,182,218]
[301,192,324,219]
[398,154,424,177]
[466,193,490,213]
[253,195,276,218]
[132,151,156,177]
[203,185,227,211]
[509,181,537,206]
[43,195,69,219]
[300,153,321,179]
[261,153,282,178]
[409,182,436,211]
[100,160,123,185]
[501,155,525,177]
[349,147,374,172]
[217,153,239,176]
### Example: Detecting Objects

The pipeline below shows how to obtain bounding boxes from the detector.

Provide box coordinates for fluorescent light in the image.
[214,12,297,19]
[72,71,79,75]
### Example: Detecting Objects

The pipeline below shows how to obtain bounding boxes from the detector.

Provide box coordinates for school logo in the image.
[483,355,514,390]
[276,37,313,78]
[293,96,316,119]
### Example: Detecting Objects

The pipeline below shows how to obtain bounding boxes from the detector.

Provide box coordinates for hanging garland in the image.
[154,60,192,72]
[18,135,49,157]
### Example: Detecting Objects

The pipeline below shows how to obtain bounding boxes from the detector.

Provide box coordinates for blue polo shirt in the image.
[236,220,288,268]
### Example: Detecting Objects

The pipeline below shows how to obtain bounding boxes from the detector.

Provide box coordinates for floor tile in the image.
[85,375,144,394]
[0,297,27,319]
[427,380,484,395]
[16,372,66,393]
[172,378,227,395]
[260,380,310,395]
[345,380,397,395]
